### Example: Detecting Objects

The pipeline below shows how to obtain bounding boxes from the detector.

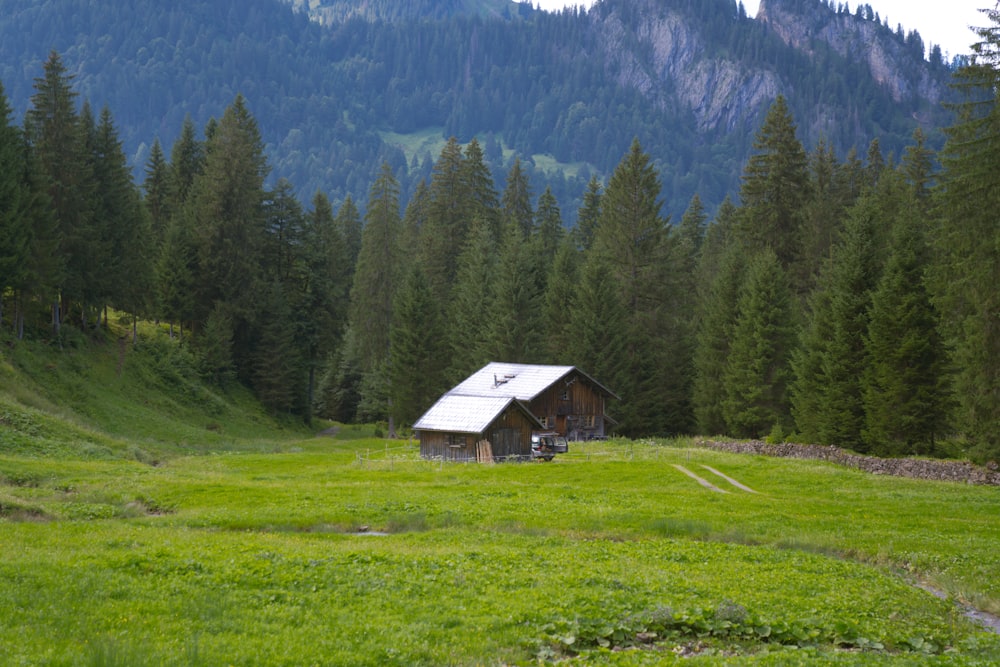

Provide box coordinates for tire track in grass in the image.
[672,464,728,493]
[700,465,759,494]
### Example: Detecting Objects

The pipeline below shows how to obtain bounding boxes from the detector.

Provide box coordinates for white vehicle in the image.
[530,432,569,461]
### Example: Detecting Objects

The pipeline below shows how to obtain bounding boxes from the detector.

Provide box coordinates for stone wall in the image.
[694,439,1000,486]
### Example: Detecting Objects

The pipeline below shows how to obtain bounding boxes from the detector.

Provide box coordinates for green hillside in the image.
[0,323,320,463]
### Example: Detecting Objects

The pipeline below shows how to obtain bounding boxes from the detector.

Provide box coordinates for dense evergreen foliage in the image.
[0,0,953,223]
[3,5,1000,465]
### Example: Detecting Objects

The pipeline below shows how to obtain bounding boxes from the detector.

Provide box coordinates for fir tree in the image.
[722,248,796,439]
[591,139,673,435]
[190,95,271,383]
[445,218,498,382]
[143,139,171,250]
[738,95,810,289]
[348,163,402,426]
[862,201,949,455]
[542,237,580,364]
[485,220,543,363]
[692,242,745,435]
[501,156,533,238]
[169,115,204,207]
[422,137,469,300]
[463,138,501,242]
[575,174,602,251]
[389,264,447,425]
[791,185,882,449]
[0,82,30,330]
[253,281,304,415]
[934,7,1000,461]
[25,51,96,330]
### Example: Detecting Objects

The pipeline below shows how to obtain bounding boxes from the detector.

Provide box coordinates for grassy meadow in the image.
[1,330,1000,665]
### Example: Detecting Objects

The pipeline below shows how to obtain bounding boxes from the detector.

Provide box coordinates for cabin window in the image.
[583,415,596,429]
[446,434,467,448]
[537,416,549,428]
[560,390,569,401]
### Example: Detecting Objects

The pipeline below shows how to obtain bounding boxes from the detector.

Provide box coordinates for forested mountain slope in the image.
[0,0,952,219]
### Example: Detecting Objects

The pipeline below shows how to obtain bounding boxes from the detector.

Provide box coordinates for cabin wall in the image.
[419,432,478,462]
[528,373,608,439]
[419,406,535,462]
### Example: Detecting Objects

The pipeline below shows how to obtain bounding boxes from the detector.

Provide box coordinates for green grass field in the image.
[1,331,999,665]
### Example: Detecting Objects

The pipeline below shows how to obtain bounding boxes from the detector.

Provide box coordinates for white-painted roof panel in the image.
[448,362,575,400]
[412,394,519,433]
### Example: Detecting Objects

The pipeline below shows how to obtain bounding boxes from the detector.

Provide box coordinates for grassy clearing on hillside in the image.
[2,333,999,664]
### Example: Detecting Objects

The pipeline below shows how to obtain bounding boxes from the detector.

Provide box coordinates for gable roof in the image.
[412,394,543,434]
[448,362,618,401]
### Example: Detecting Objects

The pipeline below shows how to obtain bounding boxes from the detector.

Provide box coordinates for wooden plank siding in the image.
[419,405,536,462]
[527,371,609,440]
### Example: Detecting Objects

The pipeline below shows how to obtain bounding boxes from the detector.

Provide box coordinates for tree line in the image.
[3,23,1000,461]
[0,0,953,227]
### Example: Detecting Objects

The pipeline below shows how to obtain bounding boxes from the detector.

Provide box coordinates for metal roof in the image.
[412,394,540,434]
[447,362,617,400]
[414,362,617,434]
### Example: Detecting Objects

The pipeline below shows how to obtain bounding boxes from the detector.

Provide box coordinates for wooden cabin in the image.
[413,395,543,462]
[414,363,618,460]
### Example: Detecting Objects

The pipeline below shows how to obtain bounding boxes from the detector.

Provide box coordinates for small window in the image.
[560,390,570,401]
[583,415,596,429]
[537,416,549,428]
[446,434,467,448]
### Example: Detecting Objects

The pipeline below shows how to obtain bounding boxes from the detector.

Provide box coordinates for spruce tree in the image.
[463,138,501,242]
[300,191,348,421]
[791,186,882,449]
[692,243,745,435]
[591,139,673,435]
[934,9,1000,460]
[862,201,949,455]
[90,106,150,326]
[422,137,469,300]
[389,264,447,425]
[169,115,204,207]
[569,252,627,409]
[25,51,96,330]
[349,163,401,374]
[738,95,810,290]
[575,174,602,251]
[0,82,30,330]
[143,139,171,250]
[253,281,304,415]
[501,157,534,238]
[722,249,796,439]
[485,220,543,363]
[348,163,402,427]
[542,237,580,364]
[445,218,498,382]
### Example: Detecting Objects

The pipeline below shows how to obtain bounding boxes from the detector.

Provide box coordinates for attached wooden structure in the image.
[414,363,618,461]
[413,394,543,462]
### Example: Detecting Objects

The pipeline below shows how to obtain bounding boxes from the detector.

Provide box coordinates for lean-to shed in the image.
[413,394,543,462]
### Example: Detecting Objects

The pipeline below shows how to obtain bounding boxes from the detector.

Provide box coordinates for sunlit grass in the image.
[2,330,999,664]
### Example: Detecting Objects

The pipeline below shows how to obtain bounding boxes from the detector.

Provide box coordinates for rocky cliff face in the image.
[591,1,781,134]
[757,0,944,105]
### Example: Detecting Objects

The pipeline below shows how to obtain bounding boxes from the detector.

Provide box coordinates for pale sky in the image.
[527,0,991,59]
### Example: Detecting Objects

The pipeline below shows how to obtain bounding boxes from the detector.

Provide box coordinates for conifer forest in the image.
[3,7,1000,465]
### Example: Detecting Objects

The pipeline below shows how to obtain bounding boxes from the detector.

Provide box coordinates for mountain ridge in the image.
[0,0,953,219]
